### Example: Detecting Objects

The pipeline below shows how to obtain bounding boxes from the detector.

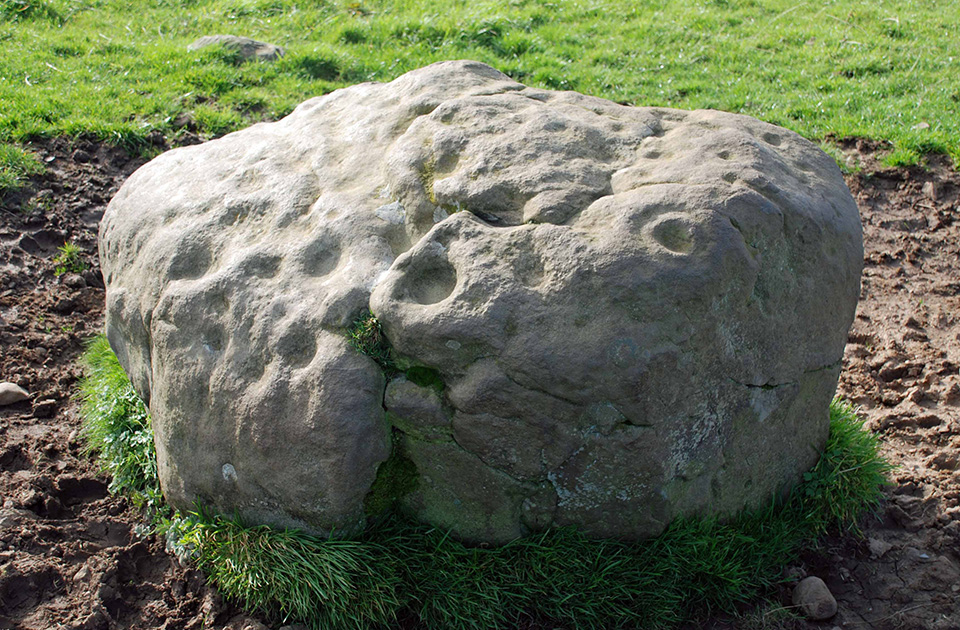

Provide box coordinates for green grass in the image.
[0,142,44,193]
[0,0,957,173]
[77,335,164,514]
[53,241,88,275]
[347,309,398,375]
[78,335,891,630]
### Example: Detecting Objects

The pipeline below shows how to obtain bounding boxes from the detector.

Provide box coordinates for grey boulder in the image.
[100,60,862,542]
[187,35,285,62]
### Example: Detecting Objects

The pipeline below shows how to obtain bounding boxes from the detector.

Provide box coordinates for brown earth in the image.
[0,136,958,630]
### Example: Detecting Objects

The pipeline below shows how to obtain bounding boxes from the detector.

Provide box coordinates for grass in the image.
[0,0,957,181]
[53,241,87,275]
[77,335,164,514]
[347,309,398,375]
[0,142,44,193]
[78,335,891,630]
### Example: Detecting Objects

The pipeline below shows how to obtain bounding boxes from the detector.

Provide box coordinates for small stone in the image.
[903,315,923,329]
[921,181,940,201]
[792,576,837,620]
[868,537,893,558]
[32,399,58,419]
[911,121,930,131]
[172,112,196,132]
[61,273,87,289]
[906,387,926,404]
[52,297,77,314]
[0,382,29,406]
[73,565,92,582]
[0,507,31,528]
[187,35,285,62]
[81,269,104,289]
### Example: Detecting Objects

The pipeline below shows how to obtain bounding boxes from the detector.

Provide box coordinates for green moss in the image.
[405,365,444,392]
[419,156,438,205]
[363,429,419,517]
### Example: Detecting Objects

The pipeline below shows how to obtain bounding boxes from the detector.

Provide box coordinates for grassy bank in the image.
[1,0,958,168]
[78,335,891,630]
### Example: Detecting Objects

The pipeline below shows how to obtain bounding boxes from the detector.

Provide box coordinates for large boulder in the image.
[100,60,862,543]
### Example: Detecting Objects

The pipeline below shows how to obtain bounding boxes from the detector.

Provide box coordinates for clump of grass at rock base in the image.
[77,336,164,515]
[77,333,892,630]
[0,0,958,180]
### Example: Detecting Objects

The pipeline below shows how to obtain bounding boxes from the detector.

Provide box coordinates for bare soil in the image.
[0,137,958,630]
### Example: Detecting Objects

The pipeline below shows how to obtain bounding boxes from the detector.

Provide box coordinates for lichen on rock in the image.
[100,60,862,543]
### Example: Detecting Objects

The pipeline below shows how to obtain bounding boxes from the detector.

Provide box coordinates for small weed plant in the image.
[347,310,397,375]
[53,241,87,275]
[78,336,891,630]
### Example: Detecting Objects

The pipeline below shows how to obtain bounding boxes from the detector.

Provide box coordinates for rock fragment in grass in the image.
[0,382,29,406]
[187,35,285,62]
[100,61,863,543]
[792,576,838,620]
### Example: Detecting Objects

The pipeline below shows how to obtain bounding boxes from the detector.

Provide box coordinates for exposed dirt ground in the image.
[0,137,958,630]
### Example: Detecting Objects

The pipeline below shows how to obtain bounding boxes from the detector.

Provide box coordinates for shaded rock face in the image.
[99,61,863,543]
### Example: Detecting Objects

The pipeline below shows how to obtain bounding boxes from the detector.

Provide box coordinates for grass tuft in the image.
[0,142,44,194]
[347,309,397,374]
[0,0,59,23]
[799,399,893,534]
[77,335,163,513]
[78,337,891,630]
[180,512,404,630]
[53,241,87,275]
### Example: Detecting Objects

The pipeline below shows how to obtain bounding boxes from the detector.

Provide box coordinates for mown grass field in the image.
[1,0,958,191]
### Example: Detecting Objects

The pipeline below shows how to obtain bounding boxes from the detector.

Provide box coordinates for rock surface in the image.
[793,576,838,620]
[186,35,285,61]
[99,60,863,542]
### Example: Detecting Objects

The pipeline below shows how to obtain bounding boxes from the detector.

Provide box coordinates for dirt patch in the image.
[1,136,958,630]
[816,138,960,630]
[0,138,260,630]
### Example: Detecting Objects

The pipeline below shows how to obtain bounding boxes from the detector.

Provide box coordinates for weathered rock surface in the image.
[187,35,285,62]
[100,60,863,542]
